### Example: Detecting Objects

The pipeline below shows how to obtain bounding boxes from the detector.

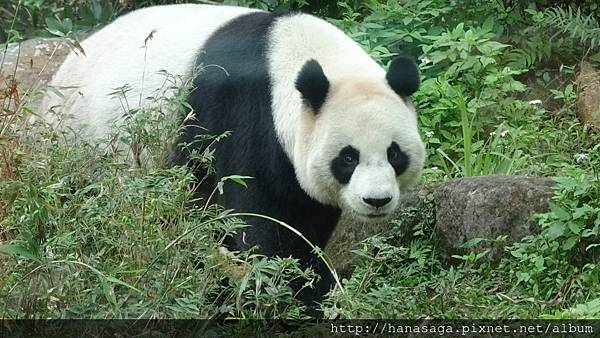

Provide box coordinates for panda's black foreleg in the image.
[296,253,334,318]
[227,222,333,318]
[219,180,341,317]
[228,219,338,318]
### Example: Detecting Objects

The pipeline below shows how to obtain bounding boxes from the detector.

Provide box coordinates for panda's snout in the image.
[345,164,399,216]
[362,197,392,208]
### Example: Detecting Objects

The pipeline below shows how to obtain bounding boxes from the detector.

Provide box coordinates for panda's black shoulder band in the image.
[295,59,329,113]
[386,56,420,97]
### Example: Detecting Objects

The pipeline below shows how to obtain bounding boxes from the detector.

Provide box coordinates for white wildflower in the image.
[420,56,431,65]
[489,131,497,136]
[575,153,589,163]
[425,130,435,137]
[500,130,509,137]
[528,99,542,105]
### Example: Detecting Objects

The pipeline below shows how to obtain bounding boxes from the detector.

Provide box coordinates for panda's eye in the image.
[387,142,409,176]
[343,154,357,165]
[331,145,360,184]
[388,148,399,161]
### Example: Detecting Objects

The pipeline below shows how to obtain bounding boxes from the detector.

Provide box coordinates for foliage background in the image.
[1,0,599,320]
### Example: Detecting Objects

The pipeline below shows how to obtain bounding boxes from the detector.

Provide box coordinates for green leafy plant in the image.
[542,298,600,319]
[507,160,599,301]
[1,0,115,42]
[550,82,577,111]
[414,20,531,178]
[543,7,600,54]
[329,0,452,65]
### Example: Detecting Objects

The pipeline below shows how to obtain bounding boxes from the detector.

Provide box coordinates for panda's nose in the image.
[363,197,392,208]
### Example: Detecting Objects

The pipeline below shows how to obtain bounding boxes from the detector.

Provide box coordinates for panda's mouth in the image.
[365,212,388,219]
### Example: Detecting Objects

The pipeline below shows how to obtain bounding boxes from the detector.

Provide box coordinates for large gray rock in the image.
[433,175,554,261]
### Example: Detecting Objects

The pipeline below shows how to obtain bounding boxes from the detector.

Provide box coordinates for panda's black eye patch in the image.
[388,142,409,176]
[331,146,359,184]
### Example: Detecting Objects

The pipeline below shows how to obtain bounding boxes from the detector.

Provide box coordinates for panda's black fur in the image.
[170,11,341,312]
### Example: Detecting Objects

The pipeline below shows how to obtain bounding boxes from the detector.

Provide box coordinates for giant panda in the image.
[41,4,425,315]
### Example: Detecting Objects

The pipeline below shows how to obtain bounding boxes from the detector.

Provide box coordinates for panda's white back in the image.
[42,4,259,139]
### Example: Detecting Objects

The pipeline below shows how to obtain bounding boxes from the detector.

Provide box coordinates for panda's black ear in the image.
[386,56,420,97]
[295,59,329,114]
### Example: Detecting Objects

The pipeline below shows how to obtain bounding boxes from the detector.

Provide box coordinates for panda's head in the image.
[294,56,425,222]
